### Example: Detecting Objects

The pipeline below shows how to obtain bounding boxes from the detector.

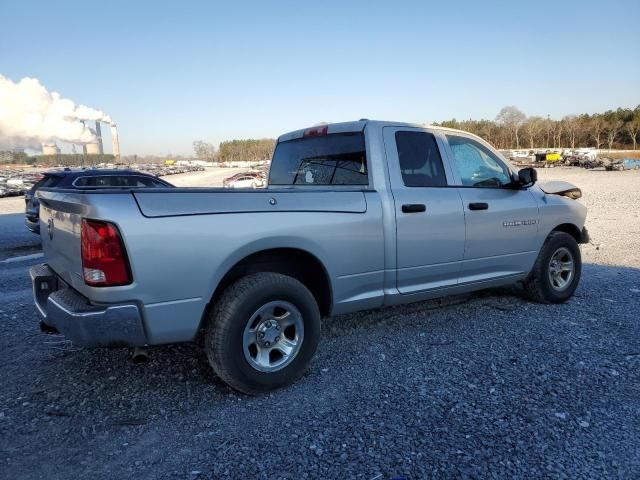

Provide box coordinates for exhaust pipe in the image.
[39,320,59,334]
[130,346,150,363]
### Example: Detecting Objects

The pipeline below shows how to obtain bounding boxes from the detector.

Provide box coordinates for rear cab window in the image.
[395,131,447,187]
[269,133,368,186]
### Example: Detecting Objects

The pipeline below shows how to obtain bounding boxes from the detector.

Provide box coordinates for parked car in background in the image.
[25,168,173,233]
[222,171,265,188]
[621,158,640,170]
[0,170,41,198]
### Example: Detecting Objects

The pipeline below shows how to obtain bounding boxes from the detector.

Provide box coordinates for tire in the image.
[204,272,321,395]
[523,231,581,304]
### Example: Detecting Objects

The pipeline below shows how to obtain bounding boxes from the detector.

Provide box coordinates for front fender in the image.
[530,185,588,244]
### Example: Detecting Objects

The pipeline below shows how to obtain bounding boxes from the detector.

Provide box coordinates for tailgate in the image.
[37,189,141,295]
[37,190,87,288]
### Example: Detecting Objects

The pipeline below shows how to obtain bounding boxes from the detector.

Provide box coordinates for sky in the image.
[1,0,639,156]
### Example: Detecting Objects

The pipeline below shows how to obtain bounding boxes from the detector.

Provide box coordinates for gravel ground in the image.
[0,209,40,260]
[0,168,639,479]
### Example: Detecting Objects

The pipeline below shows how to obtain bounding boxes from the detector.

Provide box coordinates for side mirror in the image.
[518,167,537,187]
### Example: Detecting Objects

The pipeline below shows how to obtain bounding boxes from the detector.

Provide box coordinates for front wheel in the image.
[523,231,582,303]
[204,273,321,394]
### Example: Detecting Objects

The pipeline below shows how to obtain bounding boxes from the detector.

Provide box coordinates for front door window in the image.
[447,135,511,187]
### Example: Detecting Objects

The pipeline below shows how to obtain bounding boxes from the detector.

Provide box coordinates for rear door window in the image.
[269,133,368,186]
[395,131,447,187]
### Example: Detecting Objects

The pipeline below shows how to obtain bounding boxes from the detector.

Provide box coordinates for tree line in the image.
[193,138,275,163]
[435,105,640,151]
[0,152,116,166]
[192,105,640,162]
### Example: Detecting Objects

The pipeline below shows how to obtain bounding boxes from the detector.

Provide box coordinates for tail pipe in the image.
[130,346,150,363]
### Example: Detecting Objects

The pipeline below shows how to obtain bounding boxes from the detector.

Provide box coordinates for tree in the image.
[193,141,217,161]
[553,120,563,148]
[603,111,624,150]
[523,116,544,149]
[477,119,497,145]
[576,114,591,148]
[606,120,623,150]
[562,115,580,148]
[589,116,605,149]
[626,108,640,150]
[545,116,553,149]
[495,106,526,148]
[217,139,275,163]
[34,153,115,167]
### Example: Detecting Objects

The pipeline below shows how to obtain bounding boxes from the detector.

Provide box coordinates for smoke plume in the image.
[0,74,112,150]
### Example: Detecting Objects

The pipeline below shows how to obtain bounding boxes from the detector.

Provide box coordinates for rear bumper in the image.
[30,264,147,347]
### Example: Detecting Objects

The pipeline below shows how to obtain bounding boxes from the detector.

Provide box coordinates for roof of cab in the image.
[276,120,485,143]
[277,121,368,142]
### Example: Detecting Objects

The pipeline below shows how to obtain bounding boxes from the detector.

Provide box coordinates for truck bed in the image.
[36,187,385,344]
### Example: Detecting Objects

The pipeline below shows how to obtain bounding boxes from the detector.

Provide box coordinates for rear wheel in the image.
[204,272,321,394]
[523,231,581,303]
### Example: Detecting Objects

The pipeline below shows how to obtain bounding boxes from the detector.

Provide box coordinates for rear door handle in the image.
[402,203,426,213]
[468,202,489,211]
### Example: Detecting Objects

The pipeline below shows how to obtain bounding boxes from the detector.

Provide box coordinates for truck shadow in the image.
[21,262,640,415]
[330,261,639,331]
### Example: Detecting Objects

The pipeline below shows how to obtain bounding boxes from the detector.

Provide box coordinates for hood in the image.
[537,180,582,199]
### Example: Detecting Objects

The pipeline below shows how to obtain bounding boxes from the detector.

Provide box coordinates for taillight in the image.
[81,219,132,286]
[303,125,328,137]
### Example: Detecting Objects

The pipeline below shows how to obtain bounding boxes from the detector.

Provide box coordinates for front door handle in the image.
[468,202,489,211]
[402,203,426,213]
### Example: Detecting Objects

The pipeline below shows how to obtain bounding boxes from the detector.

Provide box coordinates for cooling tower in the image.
[95,121,104,154]
[111,124,120,159]
[86,142,101,155]
[42,142,60,155]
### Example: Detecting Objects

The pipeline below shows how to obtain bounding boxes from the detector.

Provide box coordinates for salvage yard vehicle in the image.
[601,157,640,171]
[30,120,589,394]
[534,152,562,166]
[222,171,265,188]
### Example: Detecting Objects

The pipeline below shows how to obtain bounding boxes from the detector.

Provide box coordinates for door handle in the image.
[402,203,426,213]
[468,202,489,211]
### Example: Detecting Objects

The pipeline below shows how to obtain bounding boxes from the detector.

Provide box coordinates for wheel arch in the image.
[550,223,584,244]
[200,247,333,335]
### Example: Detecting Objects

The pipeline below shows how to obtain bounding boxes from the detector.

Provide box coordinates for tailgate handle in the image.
[469,202,489,210]
[402,204,426,213]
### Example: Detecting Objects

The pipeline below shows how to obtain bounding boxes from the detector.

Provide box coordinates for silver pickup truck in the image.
[31,120,588,394]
